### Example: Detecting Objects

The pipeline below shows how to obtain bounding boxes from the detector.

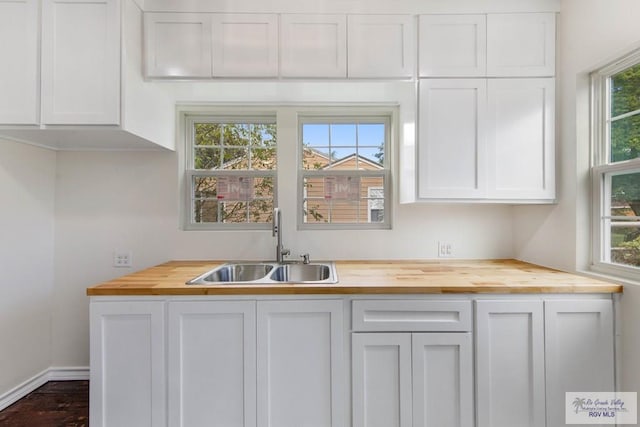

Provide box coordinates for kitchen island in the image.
[87,260,621,427]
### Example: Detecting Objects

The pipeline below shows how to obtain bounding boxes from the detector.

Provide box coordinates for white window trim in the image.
[297,115,392,230]
[591,49,640,280]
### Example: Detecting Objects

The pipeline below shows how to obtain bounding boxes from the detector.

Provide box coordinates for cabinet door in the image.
[487,13,555,77]
[0,0,38,124]
[212,14,278,77]
[347,15,414,78]
[168,301,256,427]
[545,300,614,427]
[412,333,473,427]
[257,300,344,427]
[89,301,166,427]
[419,14,486,77]
[352,333,412,427]
[476,300,545,427]
[280,14,347,78]
[418,79,487,199]
[144,12,213,78]
[487,78,555,200]
[41,0,120,124]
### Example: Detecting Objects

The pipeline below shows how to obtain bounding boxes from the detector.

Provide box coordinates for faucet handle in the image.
[300,253,310,264]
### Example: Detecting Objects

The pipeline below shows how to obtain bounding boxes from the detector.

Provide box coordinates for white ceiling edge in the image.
[143,0,560,14]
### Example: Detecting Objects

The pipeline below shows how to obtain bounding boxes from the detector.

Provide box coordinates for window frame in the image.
[297,115,392,230]
[183,113,277,231]
[591,49,640,280]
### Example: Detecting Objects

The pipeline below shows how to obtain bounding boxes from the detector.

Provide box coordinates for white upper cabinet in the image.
[212,14,278,77]
[419,14,486,78]
[347,14,415,79]
[41,0,120,125]
[487,78,555,200]
[280,14,347,78]
[0,0,39,125]
[418,79,487,199]
[144,12,213,78]
[419,13,555,78]
[487,13,556,77]
[417,77,555,202]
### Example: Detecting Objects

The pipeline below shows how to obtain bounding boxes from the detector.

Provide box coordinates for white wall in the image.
[513,0,640,395]
[52,147,514,366]
[0,139,55,397]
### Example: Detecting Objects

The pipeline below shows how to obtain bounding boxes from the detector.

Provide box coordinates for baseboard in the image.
[0,366,90,412]
[48,366,90,381]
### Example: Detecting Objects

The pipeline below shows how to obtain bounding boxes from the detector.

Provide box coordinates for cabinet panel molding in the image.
[280,14,347,78]
[418,79,488,199]
[352,333,412,427]
[352,299,472,332]
[257,299,344,427]
[89,301,166,427]
[348,14,415,78]
[41,0,120,124]
[144,12,213,78]
[419,14,486,77]
[544,300,614,427]
[487,13,556,77]
[167,301,257,427]
[212,13,278,77]
[476,300,545,427]
[412,333,474,427]
[487,78,555,200]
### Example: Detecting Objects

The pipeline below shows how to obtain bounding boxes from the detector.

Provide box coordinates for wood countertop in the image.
[86,259,623,296]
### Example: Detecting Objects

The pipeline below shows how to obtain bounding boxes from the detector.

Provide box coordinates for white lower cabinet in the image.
[544,300,614,427]
[352,332,473,427]
[352,333,413,427]
[476,300,546,427]
[476,298,615,427]
[412,333,474,427]
[257,300,345,427]
[351,299,474,427]
[90,296,615,427]
[167,301,256,427]
[89,300,166,427]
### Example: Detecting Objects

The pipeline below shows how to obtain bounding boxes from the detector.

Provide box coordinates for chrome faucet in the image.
[272,208,290,263]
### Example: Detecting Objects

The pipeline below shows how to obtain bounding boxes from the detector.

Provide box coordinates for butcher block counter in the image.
[86,259,622,295]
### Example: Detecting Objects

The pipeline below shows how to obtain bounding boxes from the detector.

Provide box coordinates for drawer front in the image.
[352,300,472,332]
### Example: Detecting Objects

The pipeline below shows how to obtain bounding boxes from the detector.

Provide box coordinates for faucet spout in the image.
[273,208,289,263]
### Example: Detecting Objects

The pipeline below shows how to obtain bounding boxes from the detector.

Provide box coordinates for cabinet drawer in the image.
[352,300,472,332]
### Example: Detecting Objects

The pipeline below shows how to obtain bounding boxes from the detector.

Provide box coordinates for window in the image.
[185,115,276,229]
[299,117,391,229]
[592,50,640,278]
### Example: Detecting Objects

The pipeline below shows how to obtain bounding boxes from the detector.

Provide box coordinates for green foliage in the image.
[611,172,640,215]
[610,63,640,162]
[192,123,276,224]
[620,236,640,250]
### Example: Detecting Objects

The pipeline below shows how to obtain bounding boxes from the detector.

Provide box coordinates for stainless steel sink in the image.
[269,263,333,283]
[187,263,274,284]
[186,261,337,285]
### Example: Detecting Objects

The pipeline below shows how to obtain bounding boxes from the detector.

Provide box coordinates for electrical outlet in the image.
[113,250,132,267]
[438,241,453,258]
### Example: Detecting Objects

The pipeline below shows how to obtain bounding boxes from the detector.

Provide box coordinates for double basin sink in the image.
[187,261,338,285]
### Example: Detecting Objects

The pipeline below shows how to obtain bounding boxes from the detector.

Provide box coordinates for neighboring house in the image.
[303,148,385,224]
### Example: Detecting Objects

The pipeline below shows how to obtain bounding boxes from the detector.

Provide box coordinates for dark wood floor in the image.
[0,381,88,427]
